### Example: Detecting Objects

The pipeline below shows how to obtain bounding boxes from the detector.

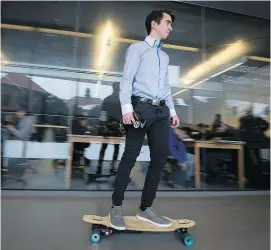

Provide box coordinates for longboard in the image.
[83,215,196,246]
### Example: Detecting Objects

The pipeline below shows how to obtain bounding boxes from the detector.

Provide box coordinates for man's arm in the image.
[164,69,176,117]
[8,119,32,140]
[119,43,141,115]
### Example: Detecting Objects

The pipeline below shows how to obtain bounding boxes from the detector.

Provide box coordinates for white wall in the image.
[3,140,151,161]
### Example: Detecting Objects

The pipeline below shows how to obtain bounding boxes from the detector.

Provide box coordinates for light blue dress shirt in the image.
[119,36,176,117]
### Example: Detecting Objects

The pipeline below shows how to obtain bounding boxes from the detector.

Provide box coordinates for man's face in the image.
[153,13,173,40]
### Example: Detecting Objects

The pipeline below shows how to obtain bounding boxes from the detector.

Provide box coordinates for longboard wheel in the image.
[90,230,101,243]
[183,234,194,247]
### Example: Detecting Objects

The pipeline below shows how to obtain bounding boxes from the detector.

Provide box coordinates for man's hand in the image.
[171,115,179,128]
[180,163,188,171]
[7,124,14,131]
[122,112,135,125]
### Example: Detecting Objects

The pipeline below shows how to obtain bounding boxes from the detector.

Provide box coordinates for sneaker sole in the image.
[108,214,126,230]
[136,214,172,228]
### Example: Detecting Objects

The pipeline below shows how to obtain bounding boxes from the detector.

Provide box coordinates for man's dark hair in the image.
[145,9,175,35]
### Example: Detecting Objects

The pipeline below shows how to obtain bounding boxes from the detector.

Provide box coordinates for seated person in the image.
[165,127,195,188]
[3,105,35,174]
[71,115,92,168]
[6,105,35,141]
[194,123,210,140]
[205,124,240,184]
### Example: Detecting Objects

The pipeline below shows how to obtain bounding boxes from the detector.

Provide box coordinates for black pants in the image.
[112,101,170,207]
[98,143,120,166]
[72,143,90,167]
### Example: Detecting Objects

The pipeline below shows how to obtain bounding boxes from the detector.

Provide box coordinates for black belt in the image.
[131,96,166,106]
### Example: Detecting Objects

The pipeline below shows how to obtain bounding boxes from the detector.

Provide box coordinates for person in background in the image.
[212,114,222,132]
[166,126,195,188]
[71,115,92,168]
[97,82,122,175]
[6,105,35,141]
[195,123,210,140]
[239,106,270,188]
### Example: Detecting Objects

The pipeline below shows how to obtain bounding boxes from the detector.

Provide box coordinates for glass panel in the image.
[1,1,270,191]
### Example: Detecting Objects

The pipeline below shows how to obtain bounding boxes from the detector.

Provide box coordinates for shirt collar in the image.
[145,36,163,49]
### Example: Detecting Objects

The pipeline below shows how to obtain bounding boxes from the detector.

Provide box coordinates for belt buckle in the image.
[152,99,159,106]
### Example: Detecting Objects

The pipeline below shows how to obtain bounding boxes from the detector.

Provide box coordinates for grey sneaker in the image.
[136,207,172,227]
[109,205,126,230]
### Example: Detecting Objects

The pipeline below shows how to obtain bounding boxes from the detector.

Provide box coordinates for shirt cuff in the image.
[170,108,176,117]
[121,103,134,115]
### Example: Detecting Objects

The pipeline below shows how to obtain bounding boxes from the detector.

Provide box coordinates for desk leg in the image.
[195,145,201,189]
[238,147,245,189]
[66,140,74,189]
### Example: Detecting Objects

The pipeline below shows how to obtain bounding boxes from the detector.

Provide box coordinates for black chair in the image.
[1,139,36,188]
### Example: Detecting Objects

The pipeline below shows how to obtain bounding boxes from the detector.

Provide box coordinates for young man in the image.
[109,10,179,230]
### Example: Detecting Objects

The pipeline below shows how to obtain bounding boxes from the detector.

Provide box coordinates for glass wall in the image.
[1,1,270,191]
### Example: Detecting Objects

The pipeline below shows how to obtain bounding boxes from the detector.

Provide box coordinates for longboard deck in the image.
[83,215,195,232]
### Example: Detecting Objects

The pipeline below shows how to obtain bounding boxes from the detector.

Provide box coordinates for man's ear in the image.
[151,20,156,30]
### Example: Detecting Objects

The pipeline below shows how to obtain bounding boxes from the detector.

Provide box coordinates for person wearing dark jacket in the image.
[239,111,270,188]
[97,82,122,175]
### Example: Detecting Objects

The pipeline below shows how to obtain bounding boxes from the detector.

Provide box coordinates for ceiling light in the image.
[181,40,248,85]
[248,56,271,63]
[98,21,112,68]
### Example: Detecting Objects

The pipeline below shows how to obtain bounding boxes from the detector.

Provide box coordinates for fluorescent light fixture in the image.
[210,62,244,78]
[174,78,210,96]
[95,21,113,96]
[180,78,193,85]
[98,21,112,68]
[173,56,247,97]
[181,40,248,85]
[248,56,271,63]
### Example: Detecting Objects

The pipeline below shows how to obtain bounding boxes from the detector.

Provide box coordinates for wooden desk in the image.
[192,140,245,189]
[66,135,125,188]
[66,135,245,190]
